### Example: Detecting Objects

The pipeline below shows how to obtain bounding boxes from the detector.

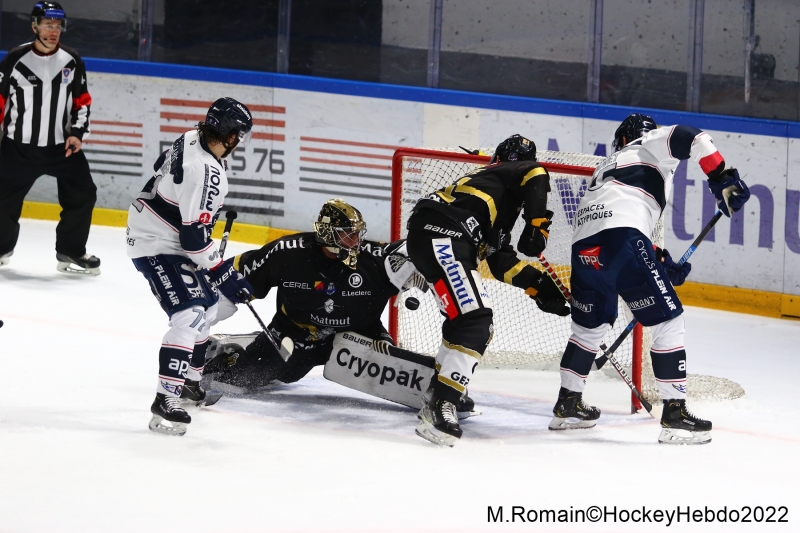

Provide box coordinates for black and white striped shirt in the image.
[0,43,91,146]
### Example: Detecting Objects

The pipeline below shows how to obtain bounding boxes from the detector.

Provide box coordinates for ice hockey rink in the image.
[0,219,798,533]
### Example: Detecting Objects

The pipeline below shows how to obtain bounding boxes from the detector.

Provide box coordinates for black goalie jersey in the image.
[234,233,416,343]
[408,160,551,291]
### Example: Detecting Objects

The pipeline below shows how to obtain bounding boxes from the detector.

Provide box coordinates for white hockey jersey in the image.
[126,129,228,270]
[572,125,725,243]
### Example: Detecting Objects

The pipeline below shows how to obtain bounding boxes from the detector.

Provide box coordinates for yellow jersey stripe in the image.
[443,339,482,360]
[503,260,528,284]
[438,374,467,393]
[454,178,498,224]
[520,166,547,186]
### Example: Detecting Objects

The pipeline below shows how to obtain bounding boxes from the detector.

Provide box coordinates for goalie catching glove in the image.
[208,258,253,303]
[526,272,570,316]
[654,247,691,286]
[517,210,553,257]
[707,167,750,218]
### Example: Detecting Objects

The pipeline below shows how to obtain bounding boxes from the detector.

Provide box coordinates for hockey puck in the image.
[0,319,3,328]
[405,297,420,310]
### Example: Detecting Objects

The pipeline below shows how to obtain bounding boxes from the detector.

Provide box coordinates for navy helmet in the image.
[205,97,253,147]
[612,113,656,151]
[490,134,536,164]
[32,2,67,31]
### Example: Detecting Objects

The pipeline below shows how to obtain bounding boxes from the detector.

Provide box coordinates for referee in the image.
[0,2,100,275]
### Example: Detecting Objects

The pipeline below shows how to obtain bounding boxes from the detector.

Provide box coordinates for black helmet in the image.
[204,97,253,147]
[313,199,367,269]
[490,134,536,164]
[612,113,656,151]
[31,2,67,31]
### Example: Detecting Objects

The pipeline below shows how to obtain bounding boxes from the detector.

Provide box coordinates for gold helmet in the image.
[313,199,367,269]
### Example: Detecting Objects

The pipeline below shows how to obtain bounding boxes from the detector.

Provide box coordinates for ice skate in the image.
[658,399,712,445]
[549,387,601,430]
[149,393,191,436]
[180,379,223,407]
[56,253,101,276]
[204,332,259,365]
[422,375,480,419]
[416,394,462,447]
[0,250,12,266]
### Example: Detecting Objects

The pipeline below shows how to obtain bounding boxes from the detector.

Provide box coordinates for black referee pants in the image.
[0,137,96,257]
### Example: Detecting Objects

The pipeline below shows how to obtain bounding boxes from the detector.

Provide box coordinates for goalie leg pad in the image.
[325,332,435,409]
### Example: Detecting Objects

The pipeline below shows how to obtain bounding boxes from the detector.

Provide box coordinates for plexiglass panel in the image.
[600,0,689,111]
[151,0,278,72]
[701,0,800,121]
[438,0,591,100]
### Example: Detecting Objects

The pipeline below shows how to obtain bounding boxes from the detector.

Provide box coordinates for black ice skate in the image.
[659,399,712,445]
[180,379,223,407]
[549,387,601,430]
[149,393,191,436]
[56,253,101,276]
[0,250,12,266]
[416,394,462,447]
[422,374,480,419]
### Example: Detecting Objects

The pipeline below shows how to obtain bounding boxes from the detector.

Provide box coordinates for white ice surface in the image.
[1,220,798,533]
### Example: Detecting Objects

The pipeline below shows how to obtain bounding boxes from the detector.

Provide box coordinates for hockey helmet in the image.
[31,2,67,31]
[612,113,656,151]
[490,134,536,164]
[204,97,254,148]
[314,199,367,269]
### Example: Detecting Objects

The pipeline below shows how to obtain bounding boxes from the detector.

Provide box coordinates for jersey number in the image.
[588,154,619,191]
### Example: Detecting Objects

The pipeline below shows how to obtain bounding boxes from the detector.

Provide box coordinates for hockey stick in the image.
[218,210,237,258]
[218,212,294,362]
[590,210,724,408]
[537,253,655,416]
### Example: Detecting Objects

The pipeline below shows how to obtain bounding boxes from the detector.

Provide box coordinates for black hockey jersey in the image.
[409,160,550,292]
[234,234,416,343]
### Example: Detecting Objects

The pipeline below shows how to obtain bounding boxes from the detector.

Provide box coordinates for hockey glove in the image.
[517,210,554,257]
[208,258,253,304]
[526,272,570,317]
[655,247,691,286]
[707,168,750,217]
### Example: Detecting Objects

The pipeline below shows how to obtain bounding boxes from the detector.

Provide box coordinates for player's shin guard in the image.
[557,321,608,393]
[186,339,209,382]
[650,316,687,400]
[156,307,203,397]
[434,340,481,403]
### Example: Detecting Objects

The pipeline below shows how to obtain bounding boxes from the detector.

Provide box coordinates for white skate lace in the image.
[164,395,185,413]
[440,400,459,424]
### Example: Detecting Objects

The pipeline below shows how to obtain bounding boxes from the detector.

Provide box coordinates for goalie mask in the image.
[612,113,656,151]
[314,199,366,269]
[490,134,536,164]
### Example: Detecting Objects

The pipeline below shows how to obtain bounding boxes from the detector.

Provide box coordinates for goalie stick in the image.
[584,210,725,412]
[537,253,655,416]
[218,212,294,362]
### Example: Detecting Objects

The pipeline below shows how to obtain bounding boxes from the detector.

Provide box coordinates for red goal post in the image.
[389,147,647,412]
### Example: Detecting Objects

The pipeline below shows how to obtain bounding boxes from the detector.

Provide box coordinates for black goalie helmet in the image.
[32,2,67,31]
[612,113,657,151]
[490,134,536,164]
[313,199,367,269]
[205,97,253,147]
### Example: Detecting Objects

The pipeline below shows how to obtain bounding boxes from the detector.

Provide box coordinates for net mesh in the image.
[393,148,744,403]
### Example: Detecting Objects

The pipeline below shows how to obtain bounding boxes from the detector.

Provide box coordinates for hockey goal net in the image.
[389,147,744,409]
